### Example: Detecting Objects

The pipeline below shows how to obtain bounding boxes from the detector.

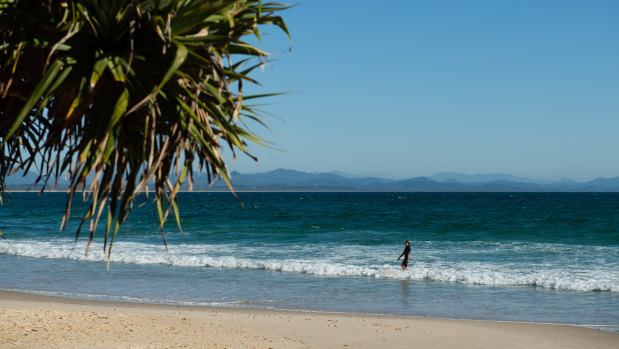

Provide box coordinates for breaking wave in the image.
[1,239,617,293]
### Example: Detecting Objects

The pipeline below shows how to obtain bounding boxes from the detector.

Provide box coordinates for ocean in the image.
[0,192,617,333]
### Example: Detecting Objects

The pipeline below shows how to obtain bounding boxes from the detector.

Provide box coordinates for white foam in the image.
[1,239,617,292]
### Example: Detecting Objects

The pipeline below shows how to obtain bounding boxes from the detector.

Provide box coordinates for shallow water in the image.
[1,192,617,332]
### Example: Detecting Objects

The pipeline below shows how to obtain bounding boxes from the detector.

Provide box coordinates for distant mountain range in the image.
[4,168,619,192]
[204,169,619,192]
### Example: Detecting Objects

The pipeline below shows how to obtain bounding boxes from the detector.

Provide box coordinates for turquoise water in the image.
[0,192,618,332]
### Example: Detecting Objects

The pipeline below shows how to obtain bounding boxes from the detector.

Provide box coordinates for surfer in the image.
[397,241,411,270]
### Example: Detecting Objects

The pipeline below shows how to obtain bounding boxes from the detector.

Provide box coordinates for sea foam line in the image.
[1,239,617,292]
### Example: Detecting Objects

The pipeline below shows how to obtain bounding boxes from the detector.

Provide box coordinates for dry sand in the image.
[0,290,616,348]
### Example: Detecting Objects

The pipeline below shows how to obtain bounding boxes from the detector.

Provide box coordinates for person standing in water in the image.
[397,241,411,270]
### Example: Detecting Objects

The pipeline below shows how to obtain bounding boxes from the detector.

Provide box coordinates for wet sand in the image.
[0,290,616,348]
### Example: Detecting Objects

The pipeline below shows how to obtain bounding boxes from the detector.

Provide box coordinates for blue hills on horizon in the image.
[4,168,619,192]
[204,169,619,192]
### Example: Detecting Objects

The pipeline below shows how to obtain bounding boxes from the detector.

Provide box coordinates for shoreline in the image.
[0,288,611,330]
[1,290,617,348]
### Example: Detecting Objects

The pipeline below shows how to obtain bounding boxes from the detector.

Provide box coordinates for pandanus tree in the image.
[0,0,290,262]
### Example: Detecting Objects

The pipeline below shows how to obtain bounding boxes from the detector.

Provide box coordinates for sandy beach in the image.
[0,291,616,348]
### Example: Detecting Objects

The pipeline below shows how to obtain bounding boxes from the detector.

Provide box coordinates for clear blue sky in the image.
[230,0,618,181]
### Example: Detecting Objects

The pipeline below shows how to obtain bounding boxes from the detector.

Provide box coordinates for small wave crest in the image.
[1,239,617,293]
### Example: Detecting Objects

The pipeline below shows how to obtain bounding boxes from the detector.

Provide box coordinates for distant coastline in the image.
[4,168,619,192]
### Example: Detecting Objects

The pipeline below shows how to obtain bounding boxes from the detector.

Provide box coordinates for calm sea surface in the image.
[1,192,618,332]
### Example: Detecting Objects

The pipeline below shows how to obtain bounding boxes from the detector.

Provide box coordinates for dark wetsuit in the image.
[400,245,411,267]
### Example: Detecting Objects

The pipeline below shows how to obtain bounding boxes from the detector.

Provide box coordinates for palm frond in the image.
[0,0,291,263]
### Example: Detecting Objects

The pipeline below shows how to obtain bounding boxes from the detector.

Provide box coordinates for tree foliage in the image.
[0,0,290,262]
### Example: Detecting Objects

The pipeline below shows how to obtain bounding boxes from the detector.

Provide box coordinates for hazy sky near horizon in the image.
[229,0,618,181]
